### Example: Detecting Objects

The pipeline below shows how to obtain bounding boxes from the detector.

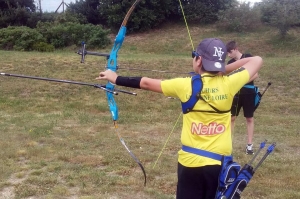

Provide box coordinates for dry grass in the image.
[0,24,299,199]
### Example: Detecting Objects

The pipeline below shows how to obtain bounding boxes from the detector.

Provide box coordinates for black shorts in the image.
[176,162,221,199]
[231,89,256,118]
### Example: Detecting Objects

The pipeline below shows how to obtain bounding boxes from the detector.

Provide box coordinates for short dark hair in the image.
[201,65,219,74]
[226,41,238,52]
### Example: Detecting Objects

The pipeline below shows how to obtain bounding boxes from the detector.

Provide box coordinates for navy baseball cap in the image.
[196,38,227,73]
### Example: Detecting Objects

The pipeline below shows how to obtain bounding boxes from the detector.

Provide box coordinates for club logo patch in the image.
[213,47,224,61]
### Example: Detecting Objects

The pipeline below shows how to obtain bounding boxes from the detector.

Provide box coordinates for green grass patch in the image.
[0,24,299,198]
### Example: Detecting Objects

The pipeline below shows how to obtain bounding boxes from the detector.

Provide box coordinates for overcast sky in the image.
[42,0,262,12]
[42,0,75,12]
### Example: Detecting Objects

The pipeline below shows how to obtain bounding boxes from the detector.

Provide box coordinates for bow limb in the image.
[105,0,146,186]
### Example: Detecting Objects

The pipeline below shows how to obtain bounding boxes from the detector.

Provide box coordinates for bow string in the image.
[152,0,195,169]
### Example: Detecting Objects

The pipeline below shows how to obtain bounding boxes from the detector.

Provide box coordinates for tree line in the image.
[0,0,299,51]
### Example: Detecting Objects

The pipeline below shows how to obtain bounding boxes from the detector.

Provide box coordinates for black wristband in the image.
[116,76,142,89]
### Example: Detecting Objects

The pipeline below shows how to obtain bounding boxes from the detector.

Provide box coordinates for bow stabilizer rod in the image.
[77,42,110,63]
[0,72,137,96]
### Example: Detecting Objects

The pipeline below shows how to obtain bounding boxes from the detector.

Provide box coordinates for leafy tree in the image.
[0,0,36,28]
[98,0,178,32]
[0,0,36,12]
[260,0,300,38]
[217,2,262,32]
[67,0,235,32]
[178,0,237,24]
[54,12,88,24]
[67,0,102,25]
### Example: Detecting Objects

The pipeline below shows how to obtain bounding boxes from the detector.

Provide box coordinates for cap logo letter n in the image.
[213,47,224,61]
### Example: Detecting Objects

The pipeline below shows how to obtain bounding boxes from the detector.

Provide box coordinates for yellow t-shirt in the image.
[161,68,250,167]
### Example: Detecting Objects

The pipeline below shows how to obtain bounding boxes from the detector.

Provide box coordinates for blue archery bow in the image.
[77,0,146,186]
[104,0,146,186]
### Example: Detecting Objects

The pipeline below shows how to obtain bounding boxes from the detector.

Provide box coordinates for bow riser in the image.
[105,82,118,121]
[106,26,127,121]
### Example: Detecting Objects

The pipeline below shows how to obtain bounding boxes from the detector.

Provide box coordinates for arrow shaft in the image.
[0,72,117,94]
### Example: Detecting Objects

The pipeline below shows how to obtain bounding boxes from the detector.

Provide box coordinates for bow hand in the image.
[97,70,118,84]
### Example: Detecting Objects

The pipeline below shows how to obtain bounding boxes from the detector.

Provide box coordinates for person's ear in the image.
[197,56,202,66]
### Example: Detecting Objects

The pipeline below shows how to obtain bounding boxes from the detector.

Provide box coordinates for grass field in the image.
[0,24,300,199]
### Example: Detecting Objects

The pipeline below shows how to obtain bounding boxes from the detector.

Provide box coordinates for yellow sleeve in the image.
[161,78,191,102]
[227,68,250,95]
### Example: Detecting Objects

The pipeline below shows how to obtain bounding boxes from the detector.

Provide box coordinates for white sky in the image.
[41,0,75,12]
[41,0,262,12]
[239,0,262,4]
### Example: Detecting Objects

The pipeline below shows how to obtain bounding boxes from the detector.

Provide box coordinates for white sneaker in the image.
[246,144,254,155]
